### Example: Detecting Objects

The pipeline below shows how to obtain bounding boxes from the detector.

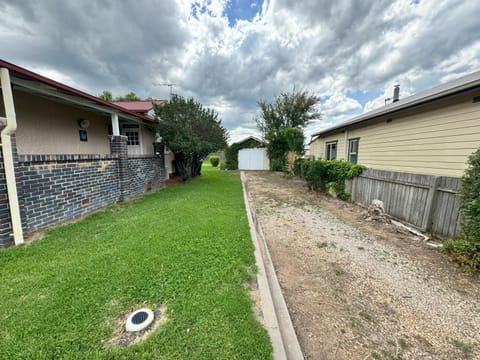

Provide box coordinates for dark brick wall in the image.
[16,157,120,234]
[124,156,166,199]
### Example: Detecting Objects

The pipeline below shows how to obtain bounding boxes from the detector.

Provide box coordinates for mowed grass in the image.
[0,165,272,359]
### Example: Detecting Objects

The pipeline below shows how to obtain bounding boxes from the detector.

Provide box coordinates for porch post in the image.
[110,135,128,200]
[111,113,120,136]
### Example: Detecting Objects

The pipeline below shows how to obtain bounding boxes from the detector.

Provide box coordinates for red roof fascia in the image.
[0,59,156,124]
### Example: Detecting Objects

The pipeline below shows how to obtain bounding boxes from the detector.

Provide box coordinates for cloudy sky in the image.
[1,0,479,143]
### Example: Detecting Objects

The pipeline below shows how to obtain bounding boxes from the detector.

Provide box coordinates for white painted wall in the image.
[238,148,270,170]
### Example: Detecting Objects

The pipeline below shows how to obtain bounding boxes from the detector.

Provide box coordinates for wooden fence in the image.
[345,168,461,238]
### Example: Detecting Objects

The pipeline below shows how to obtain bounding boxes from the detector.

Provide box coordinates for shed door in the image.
[238,148,268,170]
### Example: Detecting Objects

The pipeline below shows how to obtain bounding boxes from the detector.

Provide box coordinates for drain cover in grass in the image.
[126,308,154,332]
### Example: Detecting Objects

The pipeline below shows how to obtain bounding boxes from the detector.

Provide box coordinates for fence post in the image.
[421,176,441,231]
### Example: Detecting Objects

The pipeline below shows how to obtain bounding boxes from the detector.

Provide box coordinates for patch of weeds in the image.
[330,242,337,248]
[340,329,346,334]
[359,311,373,322]
[387,339,396,347]
[451,339,475,358]
[371,351,381,359]
[380,349,403,360]
[317,241,329,249]
[335,269,345,276]
[283,171,296,180]
[398,338,410,350]
[349,316,359,328]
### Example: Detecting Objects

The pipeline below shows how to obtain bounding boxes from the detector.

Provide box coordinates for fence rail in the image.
[346,168,461,238]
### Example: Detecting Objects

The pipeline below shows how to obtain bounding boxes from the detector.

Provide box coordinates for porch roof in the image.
[0,59,157,125]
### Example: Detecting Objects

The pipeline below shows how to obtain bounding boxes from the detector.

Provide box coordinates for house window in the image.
[125,131,140,146]
[348,138,359,164]
[326,141,337,160]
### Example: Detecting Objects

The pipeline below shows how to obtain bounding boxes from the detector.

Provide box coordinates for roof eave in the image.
[0,59,156,125]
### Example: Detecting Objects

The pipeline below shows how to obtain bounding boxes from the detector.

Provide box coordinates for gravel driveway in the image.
[244,171,480,360]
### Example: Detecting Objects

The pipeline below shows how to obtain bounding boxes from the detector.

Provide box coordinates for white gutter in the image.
[1,68,24,245]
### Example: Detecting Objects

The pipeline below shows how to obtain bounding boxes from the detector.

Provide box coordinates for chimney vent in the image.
[393,84,400,103]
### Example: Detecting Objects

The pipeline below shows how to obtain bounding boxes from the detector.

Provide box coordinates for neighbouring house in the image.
[0,59,167,247]
[308,71,480,178]
[308,71,480,238]
[112,99,175,178]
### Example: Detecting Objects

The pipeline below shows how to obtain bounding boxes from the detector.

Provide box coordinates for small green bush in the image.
[294,158,365,200]
[219,161,226,170]
[270,158,284,171]
[444,147,480,271]
[209,156,220,167]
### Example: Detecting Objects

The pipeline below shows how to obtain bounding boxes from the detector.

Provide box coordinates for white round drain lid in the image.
[126,308,154,332]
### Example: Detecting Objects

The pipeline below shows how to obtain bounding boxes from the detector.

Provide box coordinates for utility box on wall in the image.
[238,148,270,170]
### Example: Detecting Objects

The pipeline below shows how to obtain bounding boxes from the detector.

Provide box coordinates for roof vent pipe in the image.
[392,84,400,103]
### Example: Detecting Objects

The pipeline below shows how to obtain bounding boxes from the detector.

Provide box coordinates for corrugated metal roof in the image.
[112,100,166,113]
[311,70,480,138]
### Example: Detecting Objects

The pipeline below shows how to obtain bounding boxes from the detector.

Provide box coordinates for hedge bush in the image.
[219,161,226,170]
[209,156,220,167]
[293,158,365,200]
[444,147,480,271]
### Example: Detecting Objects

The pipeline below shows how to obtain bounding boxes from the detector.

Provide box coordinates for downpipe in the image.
[1,68,24,245]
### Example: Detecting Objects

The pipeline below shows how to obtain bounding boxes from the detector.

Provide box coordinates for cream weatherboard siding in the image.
[309,132,346,160]
[308,90,480,177]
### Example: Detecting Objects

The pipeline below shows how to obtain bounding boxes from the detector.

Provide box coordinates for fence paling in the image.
[347,168,460,238]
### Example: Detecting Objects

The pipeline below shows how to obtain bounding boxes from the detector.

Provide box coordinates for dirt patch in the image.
[244,171,480,360]
[109,304,168,348]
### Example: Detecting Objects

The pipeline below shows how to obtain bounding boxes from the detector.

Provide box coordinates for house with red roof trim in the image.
[0,59,168,247]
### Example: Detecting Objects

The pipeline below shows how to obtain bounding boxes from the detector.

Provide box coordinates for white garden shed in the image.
[238,148,270,170]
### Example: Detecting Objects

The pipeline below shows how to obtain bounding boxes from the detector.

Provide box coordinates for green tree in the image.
[98,90,113,101]
[154,95,228,180]
[98,91,142,101]
[115,92,141,101]
[256,89,319,169]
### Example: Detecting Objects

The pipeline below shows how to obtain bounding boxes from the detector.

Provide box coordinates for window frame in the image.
[348,137,360,164]
[325,141,338,160]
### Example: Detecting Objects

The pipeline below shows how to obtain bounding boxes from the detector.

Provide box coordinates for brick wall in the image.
[125,157,166,199]
[0,135,166,246]
[16,155,120,234]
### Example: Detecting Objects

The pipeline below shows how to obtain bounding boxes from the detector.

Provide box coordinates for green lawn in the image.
[0,165,272,359]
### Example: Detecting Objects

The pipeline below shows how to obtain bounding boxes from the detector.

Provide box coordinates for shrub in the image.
[294,158,365,200]
[270,158,284,171]
[444,147,480,271]
[209,156,220,167]
[293,158,304,177]
[219,161,226,170]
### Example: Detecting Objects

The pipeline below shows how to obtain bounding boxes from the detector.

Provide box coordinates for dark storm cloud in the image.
[0,0,188,95]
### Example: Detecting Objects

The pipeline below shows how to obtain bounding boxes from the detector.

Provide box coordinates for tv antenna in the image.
[154,82,176,98]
